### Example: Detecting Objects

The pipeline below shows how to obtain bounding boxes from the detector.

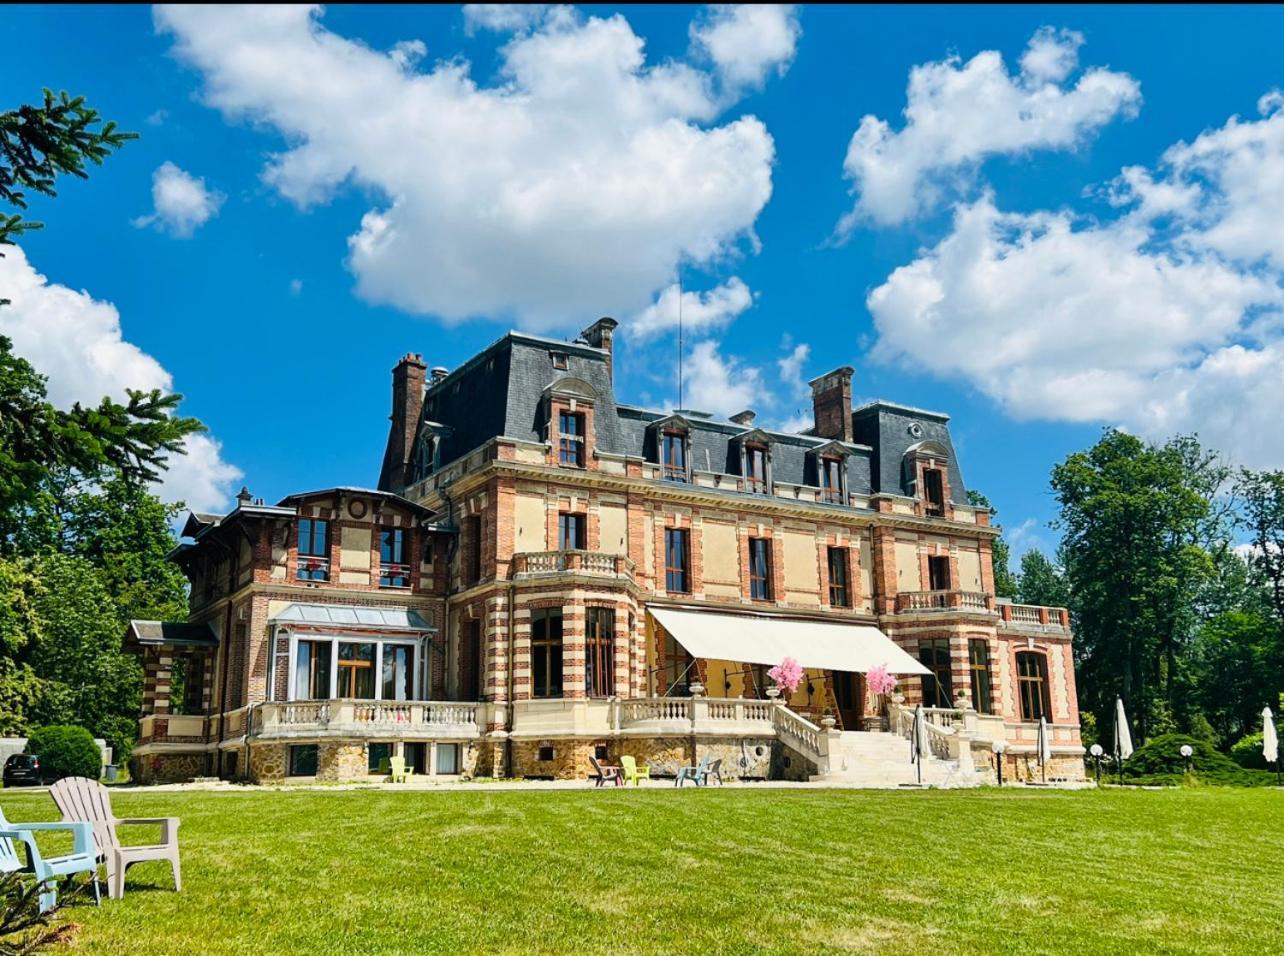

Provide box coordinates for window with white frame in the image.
[287,635,421,701]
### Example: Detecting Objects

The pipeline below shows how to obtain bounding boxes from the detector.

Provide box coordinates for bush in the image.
[25,726,101,782]
[1124,734,1275,787]
[1229,732,1271,771]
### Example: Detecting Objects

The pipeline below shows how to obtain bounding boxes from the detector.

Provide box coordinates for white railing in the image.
[771,705,824,763]
[512,550,634,578]
[998,603,1070,631]
[897,591,991,612]
[379,563,412,588]
[251,700,480,738]
[295,555,330,581]
[621,698,692,723]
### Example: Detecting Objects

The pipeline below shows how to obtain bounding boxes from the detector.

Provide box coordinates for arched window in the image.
[1016,651,1052,721]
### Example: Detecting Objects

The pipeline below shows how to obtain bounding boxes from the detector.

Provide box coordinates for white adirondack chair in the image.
[49,777,181,900]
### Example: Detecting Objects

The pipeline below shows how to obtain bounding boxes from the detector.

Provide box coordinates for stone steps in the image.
[813,730,968,788]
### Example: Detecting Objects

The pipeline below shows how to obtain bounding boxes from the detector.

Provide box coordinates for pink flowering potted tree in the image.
[766,657,803,703]
[866,664,898,718]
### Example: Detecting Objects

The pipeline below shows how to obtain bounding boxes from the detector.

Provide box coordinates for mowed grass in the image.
[2,786,1280,954]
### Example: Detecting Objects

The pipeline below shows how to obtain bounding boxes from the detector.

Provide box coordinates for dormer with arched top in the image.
[902,439,952,518]
[542,376,598,470]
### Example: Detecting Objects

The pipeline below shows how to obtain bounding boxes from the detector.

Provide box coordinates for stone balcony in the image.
[511,549,634,580]
[895,590,993,613]
[250,700,484,741]
[997,602,1071,633]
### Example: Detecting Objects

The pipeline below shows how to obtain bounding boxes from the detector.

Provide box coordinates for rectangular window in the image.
[381,644,415,701]
[745,446,768,493]
[928,555,951,592]
[436,742,459,774]
[531,607,564,698]
[404,742,427,775]
[181,656,204,715]
[288,744,318,777]
[465,515,482,585]
[558,513,585,550]
[924,468,946,517]
[460,620,482,700]
[559,411,585,467]
[379,528,410,588]
[828,546,850,607]
[294,639,332,700]
[665,528,690,593]
[662,432,687,482]
[296,518,329,581]
[368,742,393,775]
[1017,652,1052,721]
[337,642,376,699]
[585,607,615,697]
[749,537,773,600]
[822,457,844,504]
[918,638,953,708]
[969,639,993,714]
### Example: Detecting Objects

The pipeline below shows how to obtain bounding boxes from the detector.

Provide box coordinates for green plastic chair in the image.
[0,807,99,912]
[619,755,650,786]
[389,756,413,783]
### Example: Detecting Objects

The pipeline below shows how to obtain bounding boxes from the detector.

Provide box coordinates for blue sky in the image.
[5,5,1284,564]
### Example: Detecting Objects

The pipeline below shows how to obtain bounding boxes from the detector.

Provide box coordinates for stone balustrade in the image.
[250,699,484,740]
[997,602,1071,631]
[895,590,993,613]
[511,550,634,580]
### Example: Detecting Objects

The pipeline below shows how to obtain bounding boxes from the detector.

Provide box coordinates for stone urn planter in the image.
[766,686,782,700]
[688,681,705,697]
[820,715,837,730]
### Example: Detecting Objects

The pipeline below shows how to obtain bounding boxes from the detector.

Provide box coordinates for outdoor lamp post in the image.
[992,739,1007,787]
[1180,744,1193,775]
[1089,743,1104,785]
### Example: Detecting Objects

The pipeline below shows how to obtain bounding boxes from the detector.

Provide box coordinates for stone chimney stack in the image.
[378,353,427,492]
[809,366,855,443]
[581,317,618,382]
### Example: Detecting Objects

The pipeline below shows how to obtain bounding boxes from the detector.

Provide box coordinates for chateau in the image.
[129,318,1083,786]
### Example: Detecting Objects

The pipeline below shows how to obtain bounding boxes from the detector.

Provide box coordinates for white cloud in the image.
[155,5,781,331]
[132,161,224,237]
[289,278,303,296]
[838,27,1140,229]
[630,277,752,339]
[776,341,810,399]
[691,5,801,93]
[682,339,761,416]
[0,246,242,511]
[463,5,553,35]
[146,109,168,126]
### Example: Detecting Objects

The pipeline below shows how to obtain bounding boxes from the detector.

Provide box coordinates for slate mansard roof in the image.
[396,331,968,504]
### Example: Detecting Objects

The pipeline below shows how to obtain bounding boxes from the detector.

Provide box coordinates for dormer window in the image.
[924,468,946,517]
[821,456,845,504]
[551,352,569,370]
[662,431,688,482]
[744,444,769,494]
[558,411,585,467]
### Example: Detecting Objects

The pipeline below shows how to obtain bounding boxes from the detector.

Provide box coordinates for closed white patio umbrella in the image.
[1114,697,1134,785]
[1037,717,1052,783]
[1264,707,1279,786]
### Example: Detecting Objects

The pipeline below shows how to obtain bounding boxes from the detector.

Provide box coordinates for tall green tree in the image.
[1236,468,1284,624]
[1017,548,1070,608]
[1051,430,1229,741]
[1,88,135,250]
[967,490,1017,598]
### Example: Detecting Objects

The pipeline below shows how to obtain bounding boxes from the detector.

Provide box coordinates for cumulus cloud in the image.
[630,276,753,339]
[682,340,762,416]
[838,27,1140,229]
[132,161,224,237]
[691,5,801,93]
[0,246,242,511]
[463,5,554,35]
[155,4,786,331]
[866,92,1284,468]
[776,340,810,399]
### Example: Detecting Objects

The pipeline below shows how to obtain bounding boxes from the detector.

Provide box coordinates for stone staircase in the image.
[812,730,965,788]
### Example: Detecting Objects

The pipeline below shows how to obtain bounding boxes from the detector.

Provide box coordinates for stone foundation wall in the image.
[317,742,366,781]
[250,743,287,783]
[508,735,786,781]
[134,751,208,784]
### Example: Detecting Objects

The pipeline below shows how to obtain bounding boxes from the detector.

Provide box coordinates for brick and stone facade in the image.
[130,321,1084,786]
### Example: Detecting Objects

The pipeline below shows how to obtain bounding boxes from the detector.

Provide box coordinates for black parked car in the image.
[3,754,43,787]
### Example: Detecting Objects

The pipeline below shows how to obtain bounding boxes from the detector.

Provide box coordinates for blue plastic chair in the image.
[0,807,99,912]
[675,754,713,788]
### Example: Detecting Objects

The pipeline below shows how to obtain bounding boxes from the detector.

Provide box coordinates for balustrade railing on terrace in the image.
[511,550,634,578]
[251,699,481,737]
[896,590,991,612]
[998,603,1070,630]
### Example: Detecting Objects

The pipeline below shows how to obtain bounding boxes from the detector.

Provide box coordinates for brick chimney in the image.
[809,366,854,443]
[378,353,427,492]
[581,317,618,382]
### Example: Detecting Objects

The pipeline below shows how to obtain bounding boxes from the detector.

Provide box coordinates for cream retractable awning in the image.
[648,607,929,676]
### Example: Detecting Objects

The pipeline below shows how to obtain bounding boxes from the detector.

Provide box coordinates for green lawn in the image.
[2,786,1280,954]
